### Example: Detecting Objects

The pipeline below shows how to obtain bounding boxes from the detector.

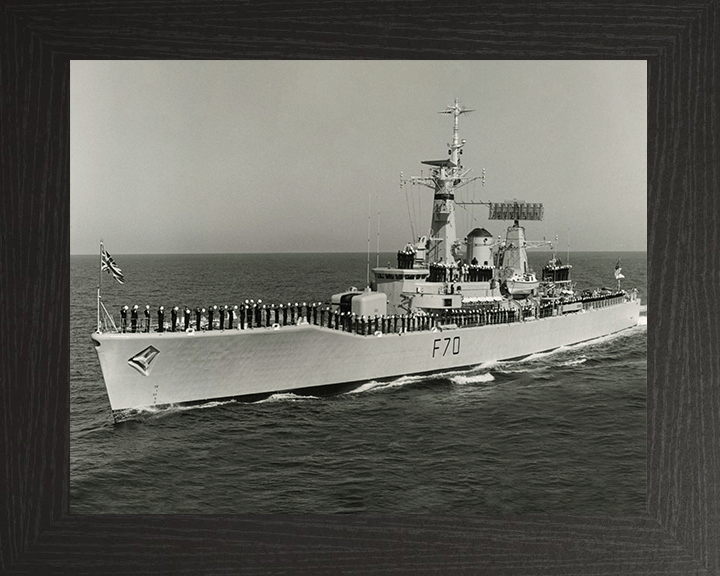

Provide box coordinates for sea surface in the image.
[71,252,647,514]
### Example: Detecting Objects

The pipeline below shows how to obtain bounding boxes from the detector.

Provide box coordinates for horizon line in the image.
[71,249,648,256]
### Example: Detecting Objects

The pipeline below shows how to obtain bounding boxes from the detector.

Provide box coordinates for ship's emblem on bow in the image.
[128,346,160,376]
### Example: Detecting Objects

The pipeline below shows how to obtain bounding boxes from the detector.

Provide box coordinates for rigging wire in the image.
[366,195,371,287]
[416,190,422,241]
[376,193,380,268]
[410,175,419,239]
[413,169,426,241]
[470,178,476,231]
[567,227,570,264]
[404,183,416,242]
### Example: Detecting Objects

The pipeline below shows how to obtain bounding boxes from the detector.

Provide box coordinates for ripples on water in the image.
[71,252,646,515]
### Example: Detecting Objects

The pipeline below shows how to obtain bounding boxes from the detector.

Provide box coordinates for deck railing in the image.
[109,291,634,336]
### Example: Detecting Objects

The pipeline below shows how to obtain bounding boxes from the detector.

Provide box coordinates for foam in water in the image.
[175,399,236,412]
[558,357,588,367]
[348,381,385,394]
[348,374,430,395]
[258,392,318,403]
[115,398,239,422]
[450,372,496,385]
[343,369,497,395]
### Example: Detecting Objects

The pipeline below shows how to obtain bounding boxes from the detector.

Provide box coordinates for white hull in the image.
[92,299,641,412]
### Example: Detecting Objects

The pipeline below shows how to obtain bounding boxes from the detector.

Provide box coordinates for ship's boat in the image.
[91,99,641,418]
[505,273,539,296]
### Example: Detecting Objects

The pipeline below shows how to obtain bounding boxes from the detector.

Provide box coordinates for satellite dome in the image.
[467,227,493,238]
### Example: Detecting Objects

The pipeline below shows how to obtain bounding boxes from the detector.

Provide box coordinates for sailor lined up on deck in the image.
[207,305,217,330]
[227,305,237,329]
[120,301,394,332]
[131,305,138,332]
[397,244,416,269]
[120,305,129,332]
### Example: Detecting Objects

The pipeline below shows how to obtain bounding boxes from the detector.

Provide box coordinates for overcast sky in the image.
[71,60,646,255]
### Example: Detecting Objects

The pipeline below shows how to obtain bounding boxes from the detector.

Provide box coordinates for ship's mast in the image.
[402,98,479,265]
[446,98,468,167]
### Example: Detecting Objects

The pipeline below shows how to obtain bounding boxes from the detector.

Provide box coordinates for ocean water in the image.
[71,252,646,514]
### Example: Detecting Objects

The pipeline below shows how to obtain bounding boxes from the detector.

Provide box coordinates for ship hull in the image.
[91,298,641,413]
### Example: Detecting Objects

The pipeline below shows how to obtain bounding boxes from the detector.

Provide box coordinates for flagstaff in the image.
[98,240,103,332]
[98,241,125,333]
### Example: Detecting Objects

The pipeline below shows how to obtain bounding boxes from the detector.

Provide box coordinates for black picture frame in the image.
[2,2,717,574]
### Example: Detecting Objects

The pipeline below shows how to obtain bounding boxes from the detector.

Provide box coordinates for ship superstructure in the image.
[91,99,641,417]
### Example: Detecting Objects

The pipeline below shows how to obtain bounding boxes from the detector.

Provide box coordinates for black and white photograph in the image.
[70,60,646,515]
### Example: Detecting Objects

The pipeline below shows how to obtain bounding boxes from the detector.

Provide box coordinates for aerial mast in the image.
[446,97,469,167]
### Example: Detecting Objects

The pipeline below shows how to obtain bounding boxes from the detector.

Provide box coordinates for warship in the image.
[91,99,641,417]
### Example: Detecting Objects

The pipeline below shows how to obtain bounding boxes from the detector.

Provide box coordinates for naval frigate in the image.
[91,99,641,418]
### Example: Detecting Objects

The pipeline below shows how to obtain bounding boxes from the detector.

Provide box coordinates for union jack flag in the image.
[101,248,125,284]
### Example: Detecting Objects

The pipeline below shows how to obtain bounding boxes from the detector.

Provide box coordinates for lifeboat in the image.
[506,272,539,296]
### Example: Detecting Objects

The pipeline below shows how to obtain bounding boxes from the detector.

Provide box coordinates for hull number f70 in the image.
[432,336,460,358]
